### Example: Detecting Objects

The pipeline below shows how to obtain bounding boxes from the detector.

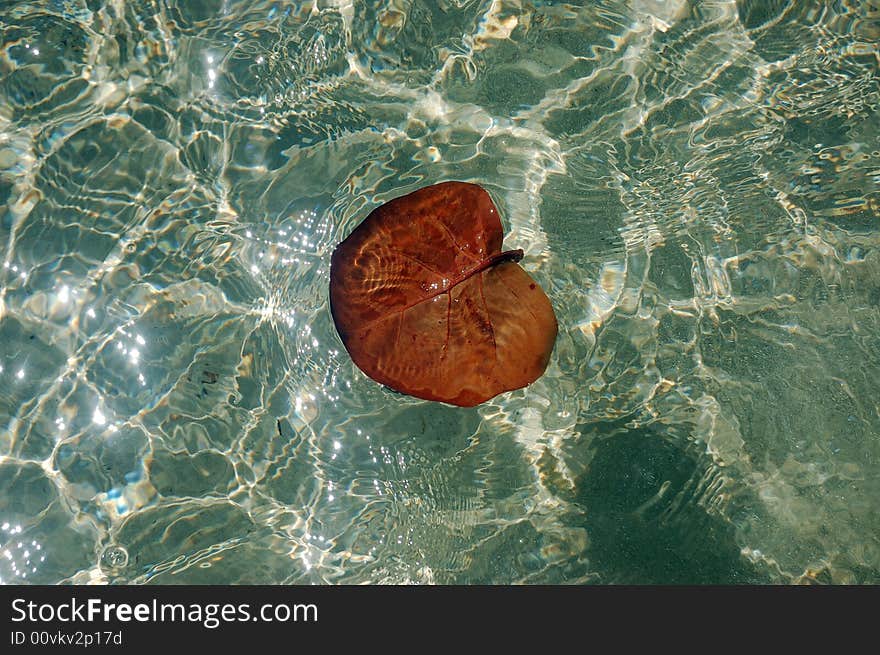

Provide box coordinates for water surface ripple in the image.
[0,0,878,584]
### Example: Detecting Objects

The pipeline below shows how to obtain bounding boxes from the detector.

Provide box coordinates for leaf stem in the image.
[468,249,524,277]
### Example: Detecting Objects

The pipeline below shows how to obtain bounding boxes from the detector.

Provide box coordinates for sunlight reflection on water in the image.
[0,0,878,584]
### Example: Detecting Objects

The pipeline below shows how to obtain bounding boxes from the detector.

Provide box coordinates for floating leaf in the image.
[330,181,557,406]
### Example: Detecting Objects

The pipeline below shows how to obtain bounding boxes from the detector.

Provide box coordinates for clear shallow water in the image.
[0,0,878,584]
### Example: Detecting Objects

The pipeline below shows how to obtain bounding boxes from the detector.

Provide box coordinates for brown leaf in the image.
[330,181,557,406]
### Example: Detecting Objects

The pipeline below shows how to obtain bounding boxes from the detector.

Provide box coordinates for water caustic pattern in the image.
[0,0,877,584]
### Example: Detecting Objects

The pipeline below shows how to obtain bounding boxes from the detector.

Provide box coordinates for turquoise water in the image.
[0,0,878,584]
